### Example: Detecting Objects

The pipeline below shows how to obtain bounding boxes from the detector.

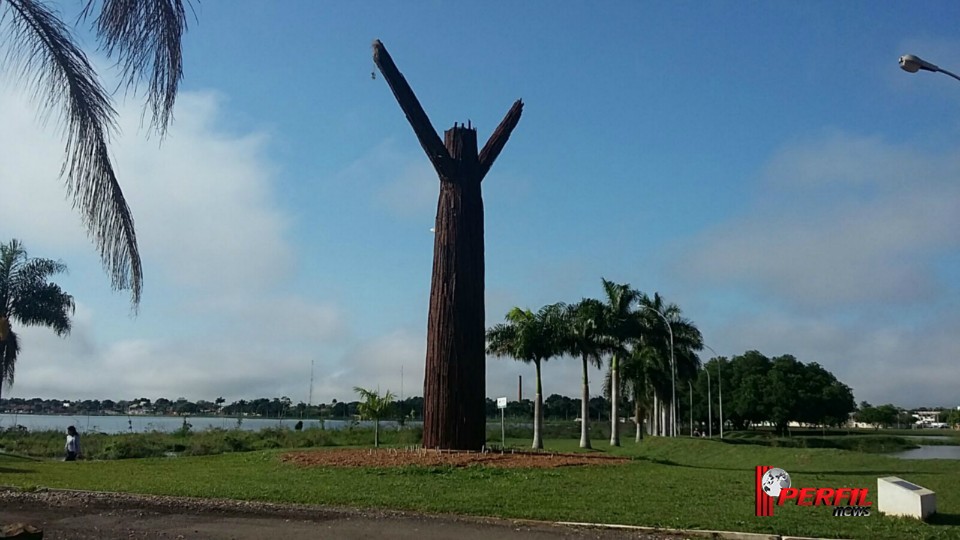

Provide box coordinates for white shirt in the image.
[65,434,81,454]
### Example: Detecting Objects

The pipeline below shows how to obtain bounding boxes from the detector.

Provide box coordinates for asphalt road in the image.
[1,489,687,540]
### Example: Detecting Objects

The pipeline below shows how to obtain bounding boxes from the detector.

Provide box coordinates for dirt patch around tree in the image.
[279,448,630,469]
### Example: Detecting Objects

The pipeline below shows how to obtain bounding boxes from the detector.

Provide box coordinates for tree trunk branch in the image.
[372,40,451,177]
[478,100,523,180]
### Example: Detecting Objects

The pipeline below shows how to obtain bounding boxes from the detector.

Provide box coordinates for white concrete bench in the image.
[877,476,936,520]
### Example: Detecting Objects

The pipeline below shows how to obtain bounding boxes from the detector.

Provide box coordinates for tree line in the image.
[487,279,702,450]
[486,278,859,449]
[855,402,960,429]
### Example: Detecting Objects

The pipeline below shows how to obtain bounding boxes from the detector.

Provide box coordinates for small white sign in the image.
[497,397,507,409]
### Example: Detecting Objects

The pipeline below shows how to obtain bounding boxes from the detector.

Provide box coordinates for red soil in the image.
[280,448,630,469]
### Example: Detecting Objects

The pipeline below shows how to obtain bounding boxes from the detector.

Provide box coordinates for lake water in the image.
[0,413,414,434]
[889,446,960,460]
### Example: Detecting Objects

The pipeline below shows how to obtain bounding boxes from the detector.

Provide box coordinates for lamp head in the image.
[900,54,939,73]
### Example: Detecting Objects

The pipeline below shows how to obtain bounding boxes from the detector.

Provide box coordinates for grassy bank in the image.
[722,432,920,453]
[1,437,957,539]
[3,421,955,459]
[0,425,422,459]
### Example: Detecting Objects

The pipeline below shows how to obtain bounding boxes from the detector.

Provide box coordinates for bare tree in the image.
[373,40,522,450]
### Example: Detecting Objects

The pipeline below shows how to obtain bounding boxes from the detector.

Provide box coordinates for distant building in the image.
[126,400,154,415]
[913,409,945,428]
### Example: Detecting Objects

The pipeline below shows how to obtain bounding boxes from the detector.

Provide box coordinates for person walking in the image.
[65,426,81,461]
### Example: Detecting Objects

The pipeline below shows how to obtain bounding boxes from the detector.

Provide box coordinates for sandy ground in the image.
[279,447,631,468]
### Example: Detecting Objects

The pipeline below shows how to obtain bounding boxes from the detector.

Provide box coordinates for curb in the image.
[556,521,849,540]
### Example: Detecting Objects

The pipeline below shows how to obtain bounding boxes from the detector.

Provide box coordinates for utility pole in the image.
[308,359,314,406]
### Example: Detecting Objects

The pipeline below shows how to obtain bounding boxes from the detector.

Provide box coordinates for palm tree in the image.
[2,0,192,308]
[599,279,641,446]
[616,345,663,442]
[636,293,703,436]
[487,303,565,450]
[561,299,607,449]
[353,386,395,447]
[0,239,75,400]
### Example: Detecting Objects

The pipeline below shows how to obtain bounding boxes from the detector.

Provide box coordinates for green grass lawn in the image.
[1,437,957,540]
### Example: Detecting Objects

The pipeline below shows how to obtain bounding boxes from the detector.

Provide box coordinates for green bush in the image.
[100,434,168,460]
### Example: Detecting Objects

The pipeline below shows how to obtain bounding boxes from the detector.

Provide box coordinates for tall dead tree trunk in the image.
[373,40,523,450]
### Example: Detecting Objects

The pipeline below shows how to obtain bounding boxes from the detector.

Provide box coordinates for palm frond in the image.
[3,0,142,309]
[487,304,567,365]
[4,245,74,335]
[0,240,73,394]
[562,298,609,366]
[0,241,27,313]
[600,363,618,401]
[353,386,394,419]
[9,256,67,299]
[636,294,704,383]
[11,282,74,335]
[600,278,642,342]
[486,322,522,359]
[83,0,190,134]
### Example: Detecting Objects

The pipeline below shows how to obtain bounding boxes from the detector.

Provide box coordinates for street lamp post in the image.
[689,381,693,437]
[704,362,712,438]
[640,305,675,437]
[719,358,724,439]
[703,344,722,439]
[899,54,960,83]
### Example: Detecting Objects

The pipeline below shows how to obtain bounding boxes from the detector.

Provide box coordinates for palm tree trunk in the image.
[580,353,591,449]
[0,334,7,403]
[634,391,643,443]
[658,395,663,436]
[533,358,543,450]
[661,398,668,437]
[652,394,658,436]
[658,398,663,436]
[610,354,620,446]
[646,403,653,435]
[663,403,673,437]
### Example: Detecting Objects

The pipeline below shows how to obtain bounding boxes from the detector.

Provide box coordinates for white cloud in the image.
[0,84,352,403]
[112,92,296,293]
[375,161,438,219]
[316,329,425,402]
[713,309,960,408]
[0,87,295,293]
[674,132,960,407]
[334,139,439,220]
[0,90,90,252]
[680,133,960,310]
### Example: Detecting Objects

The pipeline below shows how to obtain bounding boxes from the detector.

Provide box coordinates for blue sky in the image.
[3,1,959,408]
